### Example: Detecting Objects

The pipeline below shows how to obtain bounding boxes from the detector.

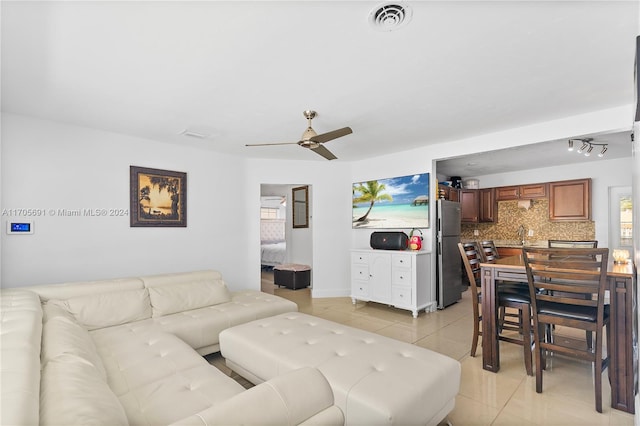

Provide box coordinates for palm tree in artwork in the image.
[139,186,151,215]
[353,180,393,222]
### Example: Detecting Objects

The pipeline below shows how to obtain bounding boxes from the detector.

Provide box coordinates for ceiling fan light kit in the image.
[568,138,608,158]
[245,110,352,160]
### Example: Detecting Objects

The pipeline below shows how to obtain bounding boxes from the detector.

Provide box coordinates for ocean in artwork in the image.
[352,173,430,229]
[352,203,429,228]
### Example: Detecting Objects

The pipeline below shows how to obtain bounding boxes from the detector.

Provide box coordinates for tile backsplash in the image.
[460,199,595,242]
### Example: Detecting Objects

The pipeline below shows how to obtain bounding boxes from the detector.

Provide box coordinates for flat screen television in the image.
[352,173,430,229]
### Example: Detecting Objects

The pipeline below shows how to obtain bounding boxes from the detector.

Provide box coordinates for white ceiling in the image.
[1,1,637,172]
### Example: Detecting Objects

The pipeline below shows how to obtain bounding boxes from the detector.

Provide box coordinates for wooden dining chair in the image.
[547,239,598,349]
[458,242,533,375]
[522,247,610,413]
[478,240,529,330]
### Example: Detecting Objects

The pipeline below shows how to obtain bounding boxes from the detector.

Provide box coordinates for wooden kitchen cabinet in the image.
[495,183,547,201]
[479,188,497,222]
[439,185,460,202]
[460,190,479,222]
[548,178,591,221]
[461,189,496,223]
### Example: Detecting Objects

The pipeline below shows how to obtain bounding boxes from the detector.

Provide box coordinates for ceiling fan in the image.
[245,110,352,160]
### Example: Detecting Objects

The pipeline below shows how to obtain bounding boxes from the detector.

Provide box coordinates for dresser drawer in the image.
[351,265,369,281]
[391,254,412,269]
[392,268,412,287]
[352,281,369,298]
[351,252,370,265]
[392,286,412,307]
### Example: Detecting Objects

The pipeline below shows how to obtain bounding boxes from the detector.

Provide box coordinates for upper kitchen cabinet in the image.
[439,185,460,202]
[461,189,496,223]
[549,178,591,221]
[495,183,547,201]
[460,190,479,222]
[479,188,497,222]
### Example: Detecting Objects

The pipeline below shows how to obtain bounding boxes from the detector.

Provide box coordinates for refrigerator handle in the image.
[438,240,442,255]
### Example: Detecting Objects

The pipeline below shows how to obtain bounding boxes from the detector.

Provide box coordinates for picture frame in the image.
[352,173,430,229]
[130,166,187,227]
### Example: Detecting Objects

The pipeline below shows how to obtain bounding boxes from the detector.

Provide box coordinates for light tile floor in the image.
[211,271,635,425]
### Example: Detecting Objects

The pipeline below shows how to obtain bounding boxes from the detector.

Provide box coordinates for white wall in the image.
[471,157,633,247]
[1,114,252,290]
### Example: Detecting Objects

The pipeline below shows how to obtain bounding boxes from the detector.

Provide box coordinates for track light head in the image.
[584,145,593,156]
[598,145,608,157]
[567,140,574,151]
[577,142,589,153]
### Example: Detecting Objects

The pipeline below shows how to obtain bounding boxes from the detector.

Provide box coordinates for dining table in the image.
[480,254,637,413]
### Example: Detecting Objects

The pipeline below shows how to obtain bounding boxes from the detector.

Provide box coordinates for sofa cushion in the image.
[40,357,129,426]
[26,277,144,302]
[147,279,231,318]
[50,288,152,330]
[91,327,245,425]
[41,303,108,381]
[0,289,43,426]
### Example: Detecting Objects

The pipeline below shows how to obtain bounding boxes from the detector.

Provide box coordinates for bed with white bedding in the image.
[261,219,286,267]
[261,241,287,267]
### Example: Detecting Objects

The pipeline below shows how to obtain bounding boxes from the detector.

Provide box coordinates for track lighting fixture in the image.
[567,138,608,158]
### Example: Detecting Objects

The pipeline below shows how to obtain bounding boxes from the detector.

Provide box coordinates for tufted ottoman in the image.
[219,312,460,425]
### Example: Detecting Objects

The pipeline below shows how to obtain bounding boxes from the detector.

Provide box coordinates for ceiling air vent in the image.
[368,2,413,32]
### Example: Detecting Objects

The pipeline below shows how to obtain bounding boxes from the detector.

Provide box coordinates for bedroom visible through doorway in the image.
[260,184,313,293]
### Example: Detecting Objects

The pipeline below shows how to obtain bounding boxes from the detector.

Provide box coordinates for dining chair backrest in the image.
[548,240,598,248]
[480,240,500,262]
[458,242,483,289]
[523,247,609,314]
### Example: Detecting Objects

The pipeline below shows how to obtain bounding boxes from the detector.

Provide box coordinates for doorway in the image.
[609,186,632,249]
[259,184,313,293]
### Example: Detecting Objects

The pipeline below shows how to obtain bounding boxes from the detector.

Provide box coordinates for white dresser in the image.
[350,249,435,317]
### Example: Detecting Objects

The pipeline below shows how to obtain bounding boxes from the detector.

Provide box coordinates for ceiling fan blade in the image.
[310,144,337,160]
[309,127,352,144]
[245,142,298,147]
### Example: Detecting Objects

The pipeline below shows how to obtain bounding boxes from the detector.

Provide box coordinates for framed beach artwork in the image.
[130,166,187,227]
[352,173,430,229]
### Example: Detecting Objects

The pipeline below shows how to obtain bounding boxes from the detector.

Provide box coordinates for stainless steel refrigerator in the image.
[436,199,462,309]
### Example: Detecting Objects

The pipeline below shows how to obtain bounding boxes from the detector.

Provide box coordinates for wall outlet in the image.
[473,229,479,236]
[528,229,534,237]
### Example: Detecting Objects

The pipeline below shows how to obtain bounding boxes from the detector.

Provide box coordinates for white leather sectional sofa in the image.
[0,270,344,426]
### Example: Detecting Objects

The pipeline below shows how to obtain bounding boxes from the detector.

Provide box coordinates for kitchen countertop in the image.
[492,240,548,248]
[460,239,548,248]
